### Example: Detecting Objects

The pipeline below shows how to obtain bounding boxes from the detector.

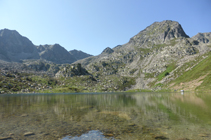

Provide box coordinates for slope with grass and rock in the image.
[0,20,211,93]
[74,20,211,92]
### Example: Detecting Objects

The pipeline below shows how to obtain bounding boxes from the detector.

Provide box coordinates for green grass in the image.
[31,75,57,86]
[157,63,176,81]
[126,89,152,92]
[167,52,211,91]
[173,54,211,84]
[39,86,82,93]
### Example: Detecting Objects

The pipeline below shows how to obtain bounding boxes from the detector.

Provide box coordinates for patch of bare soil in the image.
[169,75,207,91]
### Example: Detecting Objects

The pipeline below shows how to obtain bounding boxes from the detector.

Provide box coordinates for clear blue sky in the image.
[0,0,210,55]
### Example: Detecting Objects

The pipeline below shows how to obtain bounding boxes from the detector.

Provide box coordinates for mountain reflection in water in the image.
[0,92,211,140]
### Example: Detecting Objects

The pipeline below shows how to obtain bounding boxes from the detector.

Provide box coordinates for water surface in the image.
[0,92,211,140]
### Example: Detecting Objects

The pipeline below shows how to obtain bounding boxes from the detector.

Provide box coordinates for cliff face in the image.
[0,29,40,62]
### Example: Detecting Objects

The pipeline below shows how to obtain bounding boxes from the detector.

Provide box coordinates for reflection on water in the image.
[62,130,115,140]
[0,92,211,140]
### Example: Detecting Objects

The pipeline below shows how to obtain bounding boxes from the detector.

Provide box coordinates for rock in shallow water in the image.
[23,132,35,136]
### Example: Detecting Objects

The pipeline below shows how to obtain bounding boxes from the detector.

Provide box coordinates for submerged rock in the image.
[23,132,35,136]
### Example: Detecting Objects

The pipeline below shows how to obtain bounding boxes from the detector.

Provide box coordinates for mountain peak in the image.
[101,47,114,54]
[0,29,39,62]
[0,28,20,37]
[69,49,93,60]
[129,20,189,46]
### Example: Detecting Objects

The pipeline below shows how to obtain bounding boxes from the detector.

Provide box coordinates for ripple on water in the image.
[61,130,116,140]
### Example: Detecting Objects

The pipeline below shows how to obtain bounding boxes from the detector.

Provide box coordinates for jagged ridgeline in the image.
[75,20,211,92]
[0,20,211,93]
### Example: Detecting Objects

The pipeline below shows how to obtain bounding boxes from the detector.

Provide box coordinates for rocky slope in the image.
[0,20,211,93]
[75,20,211,91]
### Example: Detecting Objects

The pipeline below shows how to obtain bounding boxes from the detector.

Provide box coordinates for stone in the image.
[23,132,35,136]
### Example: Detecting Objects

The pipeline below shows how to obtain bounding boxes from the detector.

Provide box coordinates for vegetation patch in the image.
[157,63,176,81]
[173,54,211,84]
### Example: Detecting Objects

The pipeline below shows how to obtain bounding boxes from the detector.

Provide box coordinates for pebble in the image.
[23,132,35,136]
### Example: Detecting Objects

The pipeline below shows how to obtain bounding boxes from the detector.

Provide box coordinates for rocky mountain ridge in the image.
[36,44,77,64]
[0,20,211,93]
[0,29,92,64]
[75,20,211,91]
[0,29,39,62]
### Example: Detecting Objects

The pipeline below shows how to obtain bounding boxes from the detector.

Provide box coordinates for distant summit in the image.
[37,44,77,64]
[101,47,114,54]
[69,49,92,60]
[0,29,92,64]
[0,29,39,62]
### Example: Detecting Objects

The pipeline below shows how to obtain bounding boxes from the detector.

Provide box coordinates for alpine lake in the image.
[1,92,211,140]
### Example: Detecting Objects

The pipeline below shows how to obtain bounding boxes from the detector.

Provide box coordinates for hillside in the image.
[0,20,211,94]
[74,20,211,91]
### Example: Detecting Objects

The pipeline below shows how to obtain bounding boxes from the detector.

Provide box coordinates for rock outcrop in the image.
[191,32,211,44]
[55,63,90,78]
